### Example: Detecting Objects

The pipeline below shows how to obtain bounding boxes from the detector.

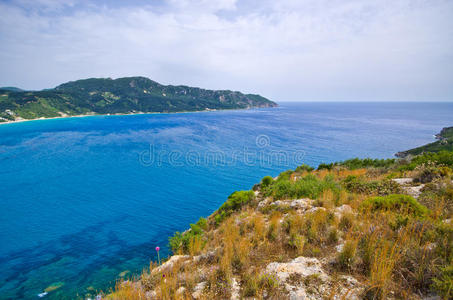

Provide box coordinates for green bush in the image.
[337,241,356,270]
[215,190,255,225]
[261,176,274,187]
[268,174,338,200]
[399,151,453,171]
[432,265,453,299]
[169,232,183,253]
[317,163,333,170]
[169,217,208,254]
[295,164,314,172]
[337,158,396,170]
[342,176,401,195]
[361,194,429,217]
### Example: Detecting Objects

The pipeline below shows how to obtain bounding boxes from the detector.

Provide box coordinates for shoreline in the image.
[0,106,276,126]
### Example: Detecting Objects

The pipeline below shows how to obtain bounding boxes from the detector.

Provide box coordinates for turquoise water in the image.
[0,102,452,299]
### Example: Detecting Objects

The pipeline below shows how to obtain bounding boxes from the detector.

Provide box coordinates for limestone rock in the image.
[266,257,363,299]
[392,178,414,185]
[151,255,190,275]
[231,277,240,300]
[192,281,207,299]
[266,256,329,282]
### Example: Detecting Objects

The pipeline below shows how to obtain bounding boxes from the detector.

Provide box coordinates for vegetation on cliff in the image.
[107,149,453,299]
[0,77,276,122]
[396,127,453,157]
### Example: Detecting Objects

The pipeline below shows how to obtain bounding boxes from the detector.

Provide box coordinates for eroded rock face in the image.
[266,257,362,300]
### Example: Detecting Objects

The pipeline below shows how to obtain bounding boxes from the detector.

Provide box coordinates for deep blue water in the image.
[0,102,452,299]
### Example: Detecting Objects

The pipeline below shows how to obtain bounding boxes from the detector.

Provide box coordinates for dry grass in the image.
[110,162,453,299]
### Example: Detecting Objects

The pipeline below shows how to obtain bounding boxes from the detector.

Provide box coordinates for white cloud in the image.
[0,0,452,101]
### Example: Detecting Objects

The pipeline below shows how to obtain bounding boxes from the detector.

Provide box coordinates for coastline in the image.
[0,106,276,126]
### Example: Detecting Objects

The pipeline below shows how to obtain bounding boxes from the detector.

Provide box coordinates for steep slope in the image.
[0,77,277,122]
[107,151,453,300]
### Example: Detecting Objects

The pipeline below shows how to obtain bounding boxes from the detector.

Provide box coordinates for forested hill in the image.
[396,126,453,157]
[0,77,277,122]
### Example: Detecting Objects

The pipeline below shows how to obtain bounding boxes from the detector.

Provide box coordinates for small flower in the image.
[155,246,160,252]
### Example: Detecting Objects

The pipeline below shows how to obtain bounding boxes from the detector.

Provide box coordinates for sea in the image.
[0,102,452,299]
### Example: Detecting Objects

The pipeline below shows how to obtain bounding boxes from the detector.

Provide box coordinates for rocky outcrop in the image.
[266,256,363,299]
[392,178,425,198]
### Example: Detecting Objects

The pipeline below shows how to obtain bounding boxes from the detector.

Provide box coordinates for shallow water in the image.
[0,102,452,299]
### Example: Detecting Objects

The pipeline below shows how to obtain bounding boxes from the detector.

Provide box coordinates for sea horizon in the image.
[1,102,453,299]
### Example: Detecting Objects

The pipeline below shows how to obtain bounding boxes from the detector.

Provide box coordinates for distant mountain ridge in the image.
[0,77,277,122]
[0,87,25,92]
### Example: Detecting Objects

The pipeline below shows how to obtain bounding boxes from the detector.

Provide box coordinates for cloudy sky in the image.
[0,0,452,101]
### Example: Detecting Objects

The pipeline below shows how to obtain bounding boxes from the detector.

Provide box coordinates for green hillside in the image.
[396,126,453,157]
[0,77,277,122]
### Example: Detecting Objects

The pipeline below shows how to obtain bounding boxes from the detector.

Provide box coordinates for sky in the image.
[0,0,452,101]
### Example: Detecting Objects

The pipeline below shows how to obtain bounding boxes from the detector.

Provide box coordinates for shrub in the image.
[243,274,258,297]
[295,164,314,173]
[169,232,183,254]
[339,213,354,231]
[432,265,453,299]
[337,158,396,170]
[242,273,280,298]
[342,176,401,195]
[196,217,208,230]
[215,190,255,225]
[269,174,339,200]
[399,151,453,171]
[317,163,333,170]
[337,240,357,270]
[169,217,208,254]
[361,194,429,217]
[327,229,339,244]
[261,176,273,187]
[288,233,305,254]
[414,164,443,183]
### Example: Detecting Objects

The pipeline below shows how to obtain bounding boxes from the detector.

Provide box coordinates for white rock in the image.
[290,198,314,210]
[334,204,354,218]
[193,250,216,263]
[192,281,207,299]
[145,290,157,299]
[266,257,363,299]
[404,184,425,199]
[392,178,413,185]
[289,288,309,300]
[336,204,353,214]
[257,200,268,208]
[230,277,240,300]
[266,256,329,282]
[176,286,186,297]
[151,255,190,275]
[307,207,327,214]
[257,197,272,208]
[336,242,345,253]
[273,200,290,207]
